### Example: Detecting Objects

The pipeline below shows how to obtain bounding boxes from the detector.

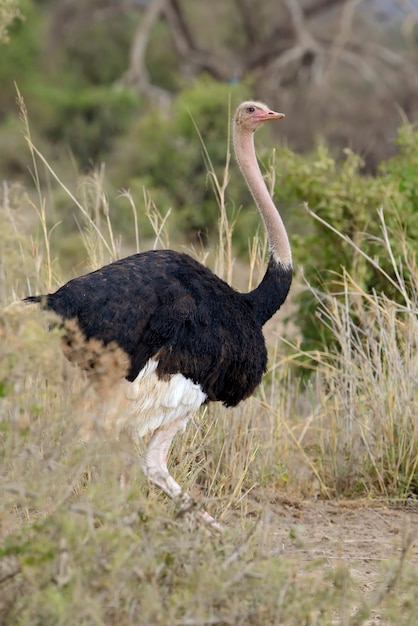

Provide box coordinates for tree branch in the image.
[162,0,229,80]
[246,0,343,71]
[121,0,167,87]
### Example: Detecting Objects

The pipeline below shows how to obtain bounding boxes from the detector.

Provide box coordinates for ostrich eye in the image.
[246,107,255,113]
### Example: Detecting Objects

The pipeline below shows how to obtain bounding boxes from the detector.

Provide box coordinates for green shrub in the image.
[0,0,41,109]
[276,128,418,349]
[108,77,261,244]
[38,85,140,167]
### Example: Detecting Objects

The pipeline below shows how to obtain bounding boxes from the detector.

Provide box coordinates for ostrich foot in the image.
[174,492,224,534]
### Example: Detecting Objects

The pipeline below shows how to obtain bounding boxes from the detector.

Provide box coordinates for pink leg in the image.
[141,419,223,532]
[141,418,185,500]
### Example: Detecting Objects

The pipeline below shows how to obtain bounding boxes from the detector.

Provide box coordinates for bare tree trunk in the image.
[162,0,228,80]
[120,0,172,107]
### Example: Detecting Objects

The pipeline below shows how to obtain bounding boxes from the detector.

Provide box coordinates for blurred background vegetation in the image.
[1,0,417,348]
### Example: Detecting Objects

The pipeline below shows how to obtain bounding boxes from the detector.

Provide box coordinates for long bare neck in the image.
[233,125,292,268]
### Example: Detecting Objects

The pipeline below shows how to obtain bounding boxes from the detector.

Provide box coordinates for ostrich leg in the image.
[141,418,223,532]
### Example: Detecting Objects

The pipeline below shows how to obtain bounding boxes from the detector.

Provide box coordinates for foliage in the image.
[307,237,418,497]
[109,77,256,243]
[0,0,39,108]
[276,130,418,349]
[0,0,21,43]
[0,0,139,176]
[45,0,137,87]
[37,85,140,167]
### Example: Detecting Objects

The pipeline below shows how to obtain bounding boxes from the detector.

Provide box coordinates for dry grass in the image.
[300,205,418,498]
[0,107,417,624]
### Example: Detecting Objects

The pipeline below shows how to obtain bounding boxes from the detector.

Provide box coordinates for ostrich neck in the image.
[234,123,293,325]
[233,125,292,267]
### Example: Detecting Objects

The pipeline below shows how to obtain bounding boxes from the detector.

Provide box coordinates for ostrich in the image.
[24,101,292,527]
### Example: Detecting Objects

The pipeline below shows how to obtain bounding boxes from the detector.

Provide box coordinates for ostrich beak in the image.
[254,109,285,122]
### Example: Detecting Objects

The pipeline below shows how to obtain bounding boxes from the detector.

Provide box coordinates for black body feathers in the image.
[24,250,292,407]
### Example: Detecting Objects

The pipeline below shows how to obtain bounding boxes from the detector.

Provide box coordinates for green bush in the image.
[276,129,418,349]
[0,0,140,172]
[108,77,261,244]
[38,85,140,167]
[0,0,41,109]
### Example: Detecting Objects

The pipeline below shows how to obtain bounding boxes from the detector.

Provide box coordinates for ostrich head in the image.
[235,101,285,133]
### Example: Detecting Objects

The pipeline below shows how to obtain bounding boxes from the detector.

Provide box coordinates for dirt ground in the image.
[268,498,417,574]
[242,494,418,622]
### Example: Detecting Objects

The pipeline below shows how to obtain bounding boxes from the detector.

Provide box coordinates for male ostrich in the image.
[25,101,292,526]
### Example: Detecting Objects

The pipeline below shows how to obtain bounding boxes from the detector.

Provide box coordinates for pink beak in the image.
[254,109,285,122]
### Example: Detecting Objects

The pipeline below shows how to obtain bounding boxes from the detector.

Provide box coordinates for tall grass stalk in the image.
[16,91,118,281]
[190,100,236,284]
